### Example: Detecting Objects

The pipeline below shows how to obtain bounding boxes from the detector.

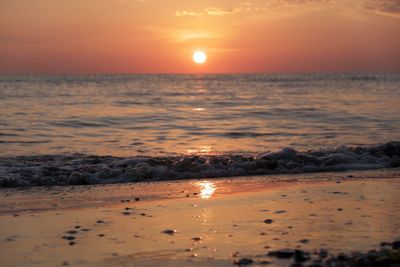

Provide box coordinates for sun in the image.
[193,50,207,64]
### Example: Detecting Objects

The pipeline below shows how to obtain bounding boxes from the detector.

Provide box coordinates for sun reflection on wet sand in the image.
[1,171,400,266]
[196,181,216,199]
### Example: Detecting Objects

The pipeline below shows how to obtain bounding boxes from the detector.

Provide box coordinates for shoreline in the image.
[1,168,399,214]
[1,141,400,188]
[1,168,400,266]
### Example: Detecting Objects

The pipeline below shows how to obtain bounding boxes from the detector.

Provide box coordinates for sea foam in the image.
[0,141,399,187]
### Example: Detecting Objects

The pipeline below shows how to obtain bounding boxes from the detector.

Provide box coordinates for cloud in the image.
[143,25,220,43]
[175,7,241,17]
[174,0,400,18]
[362,0,400,17]
[176,31,219,42]
[174,1,332,17]
[175,11,202,17]
[204,7,241,16]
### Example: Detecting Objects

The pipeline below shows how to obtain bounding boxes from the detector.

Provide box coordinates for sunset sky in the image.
[1,0,399,74]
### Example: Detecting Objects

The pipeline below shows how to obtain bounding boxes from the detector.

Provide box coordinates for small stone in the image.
[96,220,105,224]
[274,210,286,214]
[263,219,274,224]
[98,234,105,237]
[123,212,131,215]
[66,230,78,234]
[233,258,253,265]
[74,225,81,229]
[62,236,76,241]
[267,249,294,259]
[294,250,311,262]
[192,237,202,241]
[299,239,309,244]
[392,240,400,249]
[162,229,177,235]
[68,241,76,246]
[318,249,328,258]
[5,236,15,242]
[135,197,140,201]
[232,251,240,257]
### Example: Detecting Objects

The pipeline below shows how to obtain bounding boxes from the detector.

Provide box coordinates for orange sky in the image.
[1,0,399,74]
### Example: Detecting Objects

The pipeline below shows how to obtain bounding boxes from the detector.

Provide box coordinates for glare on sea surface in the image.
[192,108,205,111]
[196,181,216,199]
[193,50,207,64]
[187,145,212,154]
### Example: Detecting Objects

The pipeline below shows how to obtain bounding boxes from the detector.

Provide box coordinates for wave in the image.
[0,141,399,187]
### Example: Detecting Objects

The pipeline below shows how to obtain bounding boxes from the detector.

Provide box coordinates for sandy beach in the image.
[2,1,400,266]
[1,168,400,267]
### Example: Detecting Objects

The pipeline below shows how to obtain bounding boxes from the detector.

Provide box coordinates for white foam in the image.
[0,141,399,187]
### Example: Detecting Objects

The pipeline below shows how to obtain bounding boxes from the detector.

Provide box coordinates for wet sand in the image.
[1,169,400,266]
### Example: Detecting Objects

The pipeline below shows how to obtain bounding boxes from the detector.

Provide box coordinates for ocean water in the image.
[1,73,399,156]
[1,73,400,186]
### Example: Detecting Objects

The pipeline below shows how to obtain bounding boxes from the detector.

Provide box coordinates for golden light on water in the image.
[197,181,216,199]
[187,145,212,154]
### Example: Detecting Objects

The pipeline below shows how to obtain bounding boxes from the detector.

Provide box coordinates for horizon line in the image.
[1,71,400,77]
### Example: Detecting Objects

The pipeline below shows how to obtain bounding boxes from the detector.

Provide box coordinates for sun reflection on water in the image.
[197,181,216,199]
[187,145,212,154]
[192,108,206,111]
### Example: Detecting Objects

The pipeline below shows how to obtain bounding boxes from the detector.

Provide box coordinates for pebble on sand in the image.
[233,258,253,265]
[267,249,294,259]
[162,229,177,235]
[62,236,76,241]
[274,210,286,214]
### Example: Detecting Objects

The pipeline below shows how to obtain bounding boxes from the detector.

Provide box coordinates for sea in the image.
[0,73,399,186]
